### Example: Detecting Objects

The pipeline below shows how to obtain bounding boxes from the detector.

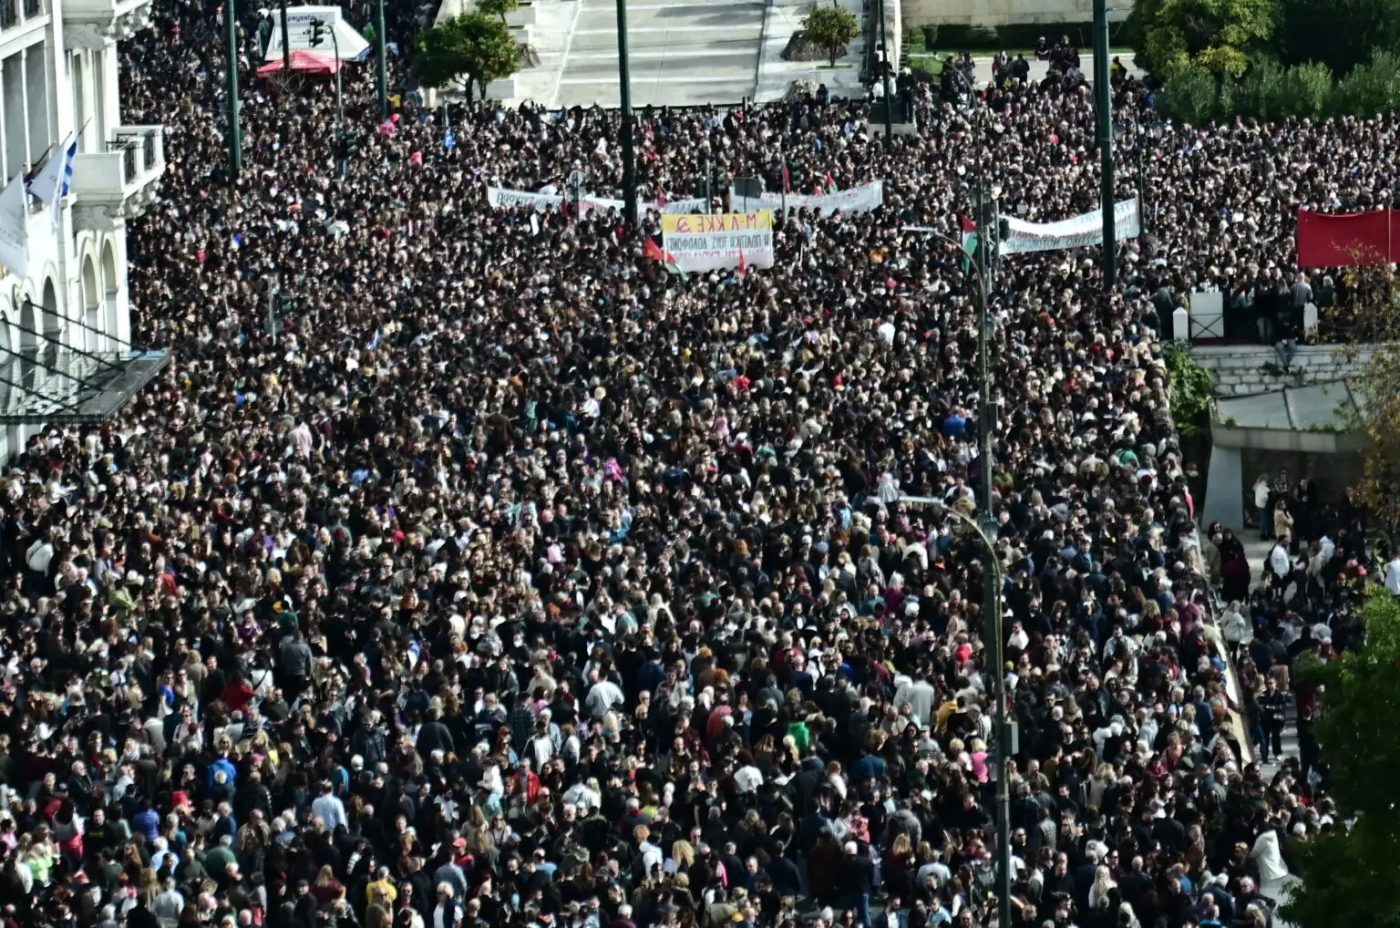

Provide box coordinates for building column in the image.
[1203,445,1245,533]
[0,64,7,180]
[17,49,30,171]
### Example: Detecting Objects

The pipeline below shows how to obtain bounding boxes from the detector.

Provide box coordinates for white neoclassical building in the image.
[0,0,165,459]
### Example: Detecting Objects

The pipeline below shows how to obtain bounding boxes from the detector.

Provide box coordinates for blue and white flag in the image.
[443,130,457,152]
[0,173,29,279]
[27,133,78,230]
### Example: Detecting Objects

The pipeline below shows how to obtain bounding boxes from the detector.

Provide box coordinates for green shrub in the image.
[1234,56,1284,118]
[1333,49,1400,116]
[1159,63,1223,124]
[1281,60,1334,118]
[1158,48,1400,122]
[1276,0,1400,75]
[1164,343,1215,436]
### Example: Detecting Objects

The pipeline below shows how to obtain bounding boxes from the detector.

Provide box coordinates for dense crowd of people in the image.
[0,2,1386,927]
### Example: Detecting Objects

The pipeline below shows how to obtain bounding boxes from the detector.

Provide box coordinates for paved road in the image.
[553,0,764,107]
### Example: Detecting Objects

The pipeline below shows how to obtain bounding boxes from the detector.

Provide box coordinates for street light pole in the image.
[332,28,344,134]
[279,0,290,73]
[898,494,1010,928]
[1093,0,1115,286]
[376,0,389,120]
[974,184,993,519]
[877,0,892,140]
[225,0,241,182]
[896,222,1009,928]
[615,0,638,226]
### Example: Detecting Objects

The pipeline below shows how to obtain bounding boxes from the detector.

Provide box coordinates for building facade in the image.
[0,0,164,460]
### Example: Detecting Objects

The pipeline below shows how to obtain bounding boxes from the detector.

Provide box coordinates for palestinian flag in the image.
[960,214,979,273]
[825,172,840,193]
[645,237,687,281]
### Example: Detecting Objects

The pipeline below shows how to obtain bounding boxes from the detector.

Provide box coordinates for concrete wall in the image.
[903,0,1131,29]
[1190,344,1375,397]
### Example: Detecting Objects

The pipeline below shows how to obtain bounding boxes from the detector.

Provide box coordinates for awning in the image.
[1214,380,1362,432]
[0,303,170,424]
[257,49,343,75]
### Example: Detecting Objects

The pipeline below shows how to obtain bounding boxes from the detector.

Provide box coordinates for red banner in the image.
[1296,209,1394,267]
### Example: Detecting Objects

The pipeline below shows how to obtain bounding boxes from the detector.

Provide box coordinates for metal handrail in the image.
[19,297,148,355]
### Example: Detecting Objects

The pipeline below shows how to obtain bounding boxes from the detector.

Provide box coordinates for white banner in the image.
[488,187,709,216]
[998,198,1140,256]
[732,181,884,216]
[661,211,774,273]
[487,187,564,211]
[578,196,710,217]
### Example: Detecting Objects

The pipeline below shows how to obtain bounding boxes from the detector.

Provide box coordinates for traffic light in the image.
[308,18,327,48]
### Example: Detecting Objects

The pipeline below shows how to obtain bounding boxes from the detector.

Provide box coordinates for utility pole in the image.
[279,0,290,73]
[309,19,344,137]
[615,0,638,226]
[974,186,1010,928]
[376,0,389,120]
[877,0,892,140]
[1093,0,1115,286]
[225,0,241,182]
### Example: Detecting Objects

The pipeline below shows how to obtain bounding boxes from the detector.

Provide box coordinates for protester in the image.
[0,4,1365,928]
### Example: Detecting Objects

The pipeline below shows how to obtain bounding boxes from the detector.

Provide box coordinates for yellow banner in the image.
[659,211,775,273]
[661,212,773,235]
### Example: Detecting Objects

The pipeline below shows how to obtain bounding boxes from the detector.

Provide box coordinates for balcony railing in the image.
[72,125,165,221]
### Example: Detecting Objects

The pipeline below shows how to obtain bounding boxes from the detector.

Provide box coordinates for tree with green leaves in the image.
[803,2,859,68]
[1162,343,1214,436]
[1276,0,1400,76]
[477,0,520,24]
[1283,588,1400,928]
[1327,264,1400,537]
[1130,0,1278,78]
[416,11,521,102]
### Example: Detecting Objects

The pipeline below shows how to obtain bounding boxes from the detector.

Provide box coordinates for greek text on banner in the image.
[660,211,774,272]
[998,198,1141,256]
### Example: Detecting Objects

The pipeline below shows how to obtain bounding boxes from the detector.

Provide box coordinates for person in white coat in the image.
[1219,601,1253,661]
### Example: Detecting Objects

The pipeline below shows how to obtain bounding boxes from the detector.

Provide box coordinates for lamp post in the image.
[896,216,1009,928]
[376,0,388,120]
[279,0,290,73]
[308,19,344,137]
[877,0,892,140]
[225,0,241,182]
[1093,0,1115,287]
[1137,112,1156,235]
[897,494,1011,928]
[615,0,638,226]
